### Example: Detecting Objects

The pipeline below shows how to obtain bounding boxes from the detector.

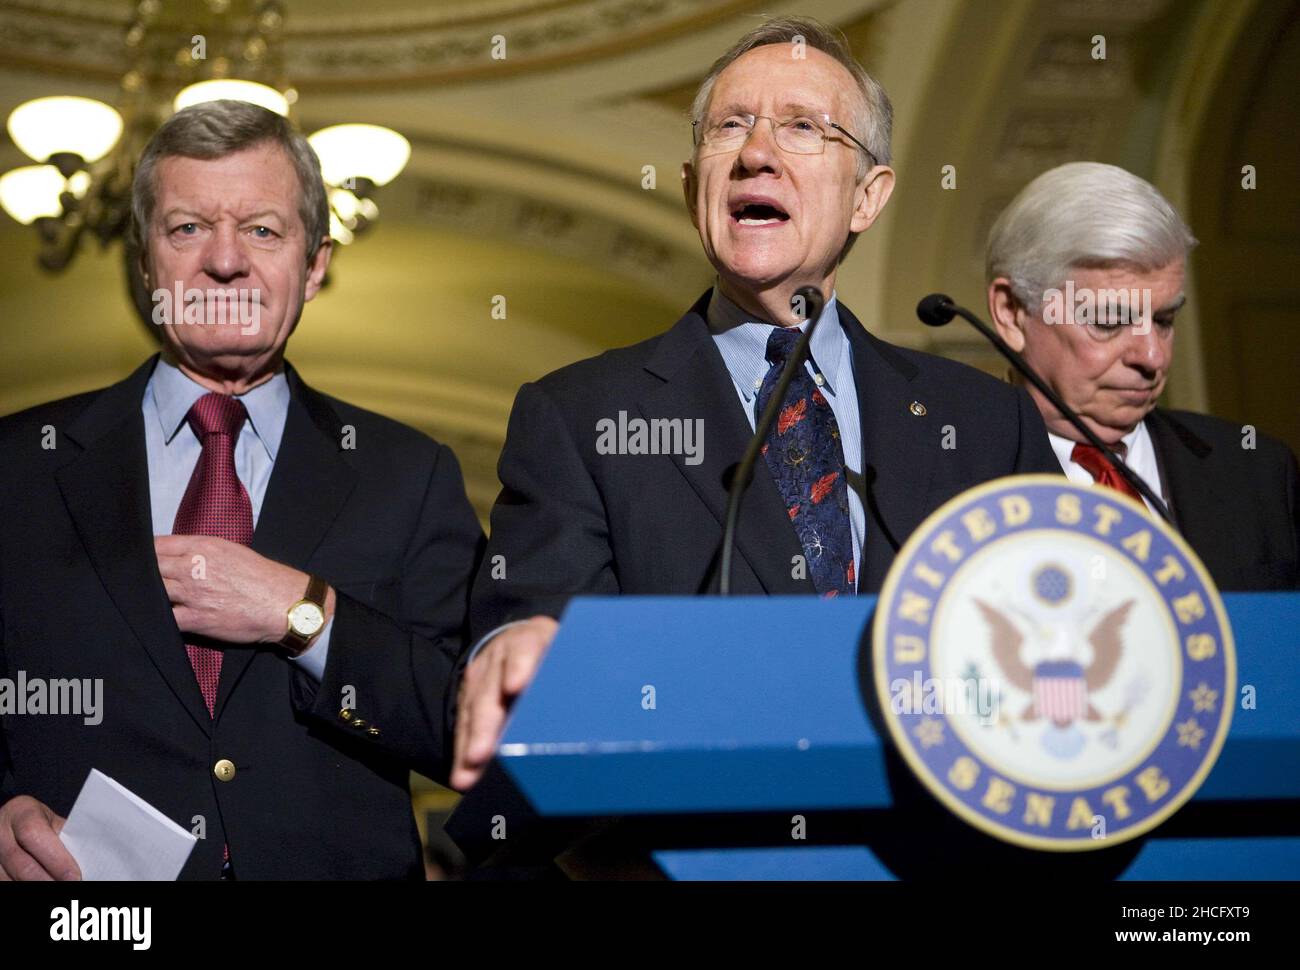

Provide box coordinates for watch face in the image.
[288,601,325,637]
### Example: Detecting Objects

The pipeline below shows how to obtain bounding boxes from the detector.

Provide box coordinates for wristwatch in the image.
[280,574,329,653]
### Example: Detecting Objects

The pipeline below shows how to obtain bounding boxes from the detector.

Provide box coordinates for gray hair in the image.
[986,162,1197,311]
[690,17,892,263]
[131,99,330,264]
[690,15,893,177]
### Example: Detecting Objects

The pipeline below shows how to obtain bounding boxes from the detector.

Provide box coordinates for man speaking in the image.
[452,17,1060,790]
[985,162,1298,590]
[0,100,483,879]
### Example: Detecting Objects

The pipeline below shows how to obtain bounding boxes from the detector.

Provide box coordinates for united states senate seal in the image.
[873,475,1234,850]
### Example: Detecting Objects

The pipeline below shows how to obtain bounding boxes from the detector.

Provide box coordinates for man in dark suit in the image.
[986,161,1298,591]
[451,17,1061,790]
[0,100,483,880]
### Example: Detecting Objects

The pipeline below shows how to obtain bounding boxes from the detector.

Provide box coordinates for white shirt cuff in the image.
[288,616,333,682]
[466,619,529,665]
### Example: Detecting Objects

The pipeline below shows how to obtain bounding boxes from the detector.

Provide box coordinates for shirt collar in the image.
[149,355,290,461]
[705,284,845,403]
[1048,422,1148,469]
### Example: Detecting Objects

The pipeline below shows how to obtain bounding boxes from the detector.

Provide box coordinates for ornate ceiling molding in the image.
[0,0,766,87]
[402,175,706,292]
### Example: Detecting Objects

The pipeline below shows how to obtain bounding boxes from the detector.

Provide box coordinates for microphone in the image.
[916,293,958,327]
[714,285,826,595]
[916,293,1175,525]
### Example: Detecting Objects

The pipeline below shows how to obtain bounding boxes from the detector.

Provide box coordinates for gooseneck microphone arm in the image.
[916,293,1175,527]
[715,285,827,595]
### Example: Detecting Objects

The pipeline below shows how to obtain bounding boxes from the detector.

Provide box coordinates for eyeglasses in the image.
[692,112,877,166]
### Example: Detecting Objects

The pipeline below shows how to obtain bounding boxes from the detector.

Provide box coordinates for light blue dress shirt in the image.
[705,286,866,589]
[469,286,871,660]
[142,356,331,681]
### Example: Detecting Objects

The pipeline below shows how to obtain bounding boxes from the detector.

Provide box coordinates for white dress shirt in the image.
[1048,421,1166,516]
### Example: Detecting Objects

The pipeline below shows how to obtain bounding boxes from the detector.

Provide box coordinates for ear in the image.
[303,237,333,303]
[987,277,1027,352]
[849,165,895,234]
[681,161,699,229]
[133,228,153,289]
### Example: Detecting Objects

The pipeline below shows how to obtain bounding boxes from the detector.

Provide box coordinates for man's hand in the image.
[451,616,558,791]
[154,535,332,646]
[0,796,80,881]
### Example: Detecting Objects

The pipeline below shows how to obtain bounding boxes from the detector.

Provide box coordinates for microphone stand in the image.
[715,285,826,595]
[917,294,1175,526]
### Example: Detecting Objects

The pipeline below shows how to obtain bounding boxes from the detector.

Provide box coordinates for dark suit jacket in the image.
[470,293,1061,636]
[1145,408,1298,590]
[0,356,484,879]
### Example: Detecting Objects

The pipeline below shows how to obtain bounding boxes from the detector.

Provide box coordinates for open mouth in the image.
[730,200,789,227]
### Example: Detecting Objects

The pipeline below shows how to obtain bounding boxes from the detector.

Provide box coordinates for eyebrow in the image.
[781,102,830,117]
[159,207,209,223]
[1154,294,1186,315]
[709,100,832,118]
[159,207,288,225]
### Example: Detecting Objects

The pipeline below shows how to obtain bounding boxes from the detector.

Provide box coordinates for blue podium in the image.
[446,594,1300,879]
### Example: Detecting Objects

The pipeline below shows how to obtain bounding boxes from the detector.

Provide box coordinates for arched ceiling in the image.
[0,0,1270,516]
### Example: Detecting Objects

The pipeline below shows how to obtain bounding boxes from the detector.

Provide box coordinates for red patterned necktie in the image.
[1071,441,1144,505]
[170,392,254,717]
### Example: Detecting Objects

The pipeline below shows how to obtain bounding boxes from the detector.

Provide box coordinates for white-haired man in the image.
[986,161,1298,590]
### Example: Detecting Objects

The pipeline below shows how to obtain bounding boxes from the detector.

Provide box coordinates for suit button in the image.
[339,708,353,721]
[214,759,236,782]
[350,718,367,729]
[367,727,380,737]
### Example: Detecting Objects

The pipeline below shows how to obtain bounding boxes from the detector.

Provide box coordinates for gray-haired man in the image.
[452,17,1061,790]
[986,161,1298,590]
[0,100,484,879]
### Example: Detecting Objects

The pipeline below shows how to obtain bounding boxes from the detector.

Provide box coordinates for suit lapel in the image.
[839,306,937,592]
[215,364,359,717]
[639,296,810,594]
[56,356,215,734]
[1145,408,1213,541]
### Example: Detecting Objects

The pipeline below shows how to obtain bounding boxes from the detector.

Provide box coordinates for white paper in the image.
[58,769,197,881]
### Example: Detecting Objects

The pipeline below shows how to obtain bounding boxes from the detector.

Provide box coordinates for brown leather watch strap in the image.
[303,573,328,609]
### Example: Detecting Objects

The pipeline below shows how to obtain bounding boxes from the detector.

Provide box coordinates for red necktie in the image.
[1070,441,1144,505]
[170,392,254,717]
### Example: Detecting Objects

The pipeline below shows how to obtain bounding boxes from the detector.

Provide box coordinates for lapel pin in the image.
[909,401,927,416]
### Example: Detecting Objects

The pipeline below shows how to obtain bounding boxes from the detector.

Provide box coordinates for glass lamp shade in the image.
[328,211,354,245]
[174,80,289,116]
[309,124,410,188]
[329,187,361,224]
[66,170,92,199]
[0,165,67,223]
[7,96,123,164]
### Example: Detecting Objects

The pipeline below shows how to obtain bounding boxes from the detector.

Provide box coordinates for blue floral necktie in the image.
[756,326,855,596]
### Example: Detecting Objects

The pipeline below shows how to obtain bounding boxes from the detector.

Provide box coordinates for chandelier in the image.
[0,0,409,273]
